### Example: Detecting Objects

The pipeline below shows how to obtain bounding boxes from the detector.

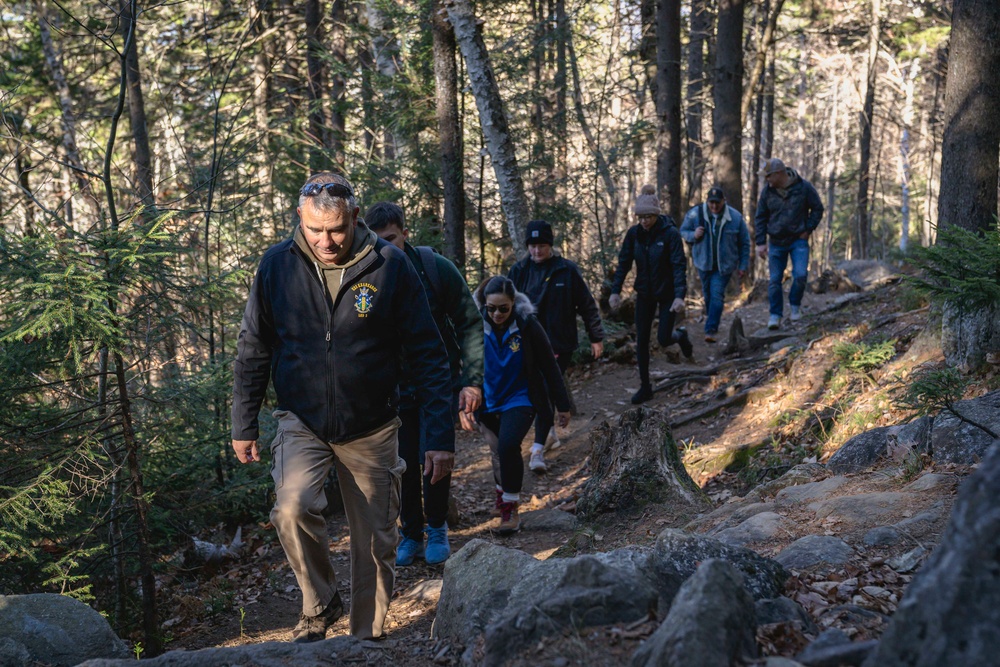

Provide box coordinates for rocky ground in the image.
[128,268,998,665]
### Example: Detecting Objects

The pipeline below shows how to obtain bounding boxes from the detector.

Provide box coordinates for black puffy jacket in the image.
[754,169,824,246]
[610,215,687,302]
[231,235,453,450]
[507,255,604,356]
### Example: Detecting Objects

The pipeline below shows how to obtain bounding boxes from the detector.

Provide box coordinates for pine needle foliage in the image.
[833,339,897,373]
[906,224,1000,313]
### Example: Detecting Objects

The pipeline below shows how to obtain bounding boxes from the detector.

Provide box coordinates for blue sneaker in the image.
[396,535,423,566]
[424,524,451,565]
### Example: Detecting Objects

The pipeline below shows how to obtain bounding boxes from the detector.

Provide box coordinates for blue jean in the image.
[698,270,732,334]
[768,238,809,317]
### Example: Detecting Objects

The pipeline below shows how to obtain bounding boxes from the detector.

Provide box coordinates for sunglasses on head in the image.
[486,304,511,314]
[300,182,354,199]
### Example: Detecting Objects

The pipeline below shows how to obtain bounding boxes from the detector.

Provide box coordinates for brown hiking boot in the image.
[291,592,344,643]
[497,501,520,534]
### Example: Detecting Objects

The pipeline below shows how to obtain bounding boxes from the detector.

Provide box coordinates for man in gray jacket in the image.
[679,187,750,342]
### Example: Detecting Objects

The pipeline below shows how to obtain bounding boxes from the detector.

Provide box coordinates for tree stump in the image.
[577,407,710,519]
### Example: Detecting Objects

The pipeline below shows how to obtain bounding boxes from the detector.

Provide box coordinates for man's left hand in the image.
[458,386,483,413]
[591,342,604,359]
[425,450,455,485]
[669,298,686,314]
[556,411,571,428]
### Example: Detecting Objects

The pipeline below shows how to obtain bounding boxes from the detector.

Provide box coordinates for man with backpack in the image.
[366,202,484,566]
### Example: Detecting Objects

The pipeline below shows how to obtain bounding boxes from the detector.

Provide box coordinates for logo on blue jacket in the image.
[508,335,521,352]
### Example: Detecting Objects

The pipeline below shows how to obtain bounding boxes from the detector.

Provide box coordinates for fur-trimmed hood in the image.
[473,289,536,318]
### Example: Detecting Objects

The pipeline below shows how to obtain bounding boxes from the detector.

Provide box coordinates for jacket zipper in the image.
[313,262,335,441]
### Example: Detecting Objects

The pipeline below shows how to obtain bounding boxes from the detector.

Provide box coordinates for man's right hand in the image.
[609,293,621,310]
[756,244,767,259]
[694,226,705,240]
[233,440,259,464]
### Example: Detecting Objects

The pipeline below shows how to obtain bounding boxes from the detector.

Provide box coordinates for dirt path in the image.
[165,281,961,664]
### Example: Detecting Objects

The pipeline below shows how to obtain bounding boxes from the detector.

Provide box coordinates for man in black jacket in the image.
[609,185,692,404]
[508,220,603,472]
[231,173,452,643]
[755,158,824,330]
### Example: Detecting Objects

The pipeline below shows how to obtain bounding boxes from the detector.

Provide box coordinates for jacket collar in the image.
[701,202,732,225]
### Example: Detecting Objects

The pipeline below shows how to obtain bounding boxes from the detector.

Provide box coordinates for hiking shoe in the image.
[425,524,451,565]
[529,449,547,474]
[490,487,503,517]
[497,501,520,534]
[395,535,424,566]
[291,592,344,643]
[631,384,653,404]
[704,331,718,343]
[767,314,781,330]
[790,305,802,322]
[675,327,694,359]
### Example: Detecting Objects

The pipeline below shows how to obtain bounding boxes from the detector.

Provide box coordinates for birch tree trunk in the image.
[367,0,399,164]
[250,0,275,228]
[433,0,467,265]
[329,0,347,163]
[712,0,744,213]
[305,0,328,171]
[899,57,919,254]
[656,0,682,222]
[445,0,531,256]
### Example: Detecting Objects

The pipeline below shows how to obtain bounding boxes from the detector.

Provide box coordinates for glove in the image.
[609,294,622,310]
[669,298,685,314]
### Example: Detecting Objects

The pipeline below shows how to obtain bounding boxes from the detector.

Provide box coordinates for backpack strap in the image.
[416,246,443,303]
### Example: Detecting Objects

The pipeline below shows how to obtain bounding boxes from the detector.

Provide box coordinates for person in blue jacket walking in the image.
[679,186,750,343]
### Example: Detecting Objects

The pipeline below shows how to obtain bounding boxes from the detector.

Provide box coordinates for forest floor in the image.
[160,276,995,665]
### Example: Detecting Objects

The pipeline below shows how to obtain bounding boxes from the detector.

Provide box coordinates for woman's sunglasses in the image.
[486,304,511,314]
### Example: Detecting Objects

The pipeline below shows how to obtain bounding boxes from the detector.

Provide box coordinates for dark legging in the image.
[397,406,451,541]
[634,294,676,386]
[479,406,535,495]
[532,353,572,445]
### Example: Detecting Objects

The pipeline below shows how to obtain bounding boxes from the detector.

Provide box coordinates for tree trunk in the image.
[445,0,531,257]
[712,0,744,213]
[305,0,328,171]
[251,0,276,230]
[329,0,347,162]
[367,0,399,164]
[937,0,1000,234]
[656,0,682,222]
[899,57,919,254]
[685,0,708,207]
[119,0,154,211]
[35,0,101,221]
[433,0,466,265]
[937,0,1000,371]
[739,0,784,128]
[554,0,568,212]
[853,0,880,259]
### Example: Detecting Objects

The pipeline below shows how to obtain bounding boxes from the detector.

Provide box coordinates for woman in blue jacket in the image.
[465,276,571,534]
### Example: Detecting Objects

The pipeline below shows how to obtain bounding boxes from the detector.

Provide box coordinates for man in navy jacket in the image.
[231,173,452,642]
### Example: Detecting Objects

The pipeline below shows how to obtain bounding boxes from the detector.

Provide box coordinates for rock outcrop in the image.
[863,439,1000,666]
[78,637,363,666]
[0,594,130,667]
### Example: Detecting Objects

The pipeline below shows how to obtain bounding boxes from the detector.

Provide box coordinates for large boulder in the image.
[0,594,130,666]
[78,637,363,666]
[863,438,1000,666]
[827,426,895,473]
[577,408,710,519]
[929,389,1000,464]
[631,559,757,667]
[834,260,898,291]
[652,529,788,601]
[434,540,657,665]
[775,536,854,572]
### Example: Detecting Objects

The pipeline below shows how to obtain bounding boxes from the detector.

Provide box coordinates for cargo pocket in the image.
[270,431,285,491]
[386,455,406,527]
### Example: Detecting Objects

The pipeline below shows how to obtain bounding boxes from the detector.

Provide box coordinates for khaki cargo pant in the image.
[269,410,405,639]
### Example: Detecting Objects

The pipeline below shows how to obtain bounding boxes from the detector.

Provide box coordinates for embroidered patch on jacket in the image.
[508,335,521,353]
[353,282,378,317]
